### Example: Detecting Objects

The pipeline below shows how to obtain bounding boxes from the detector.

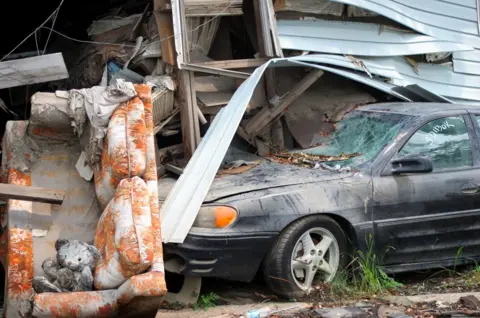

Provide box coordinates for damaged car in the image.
[160,103,480,298]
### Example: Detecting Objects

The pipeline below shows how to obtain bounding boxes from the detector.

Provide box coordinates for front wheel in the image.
[263,215,348,298]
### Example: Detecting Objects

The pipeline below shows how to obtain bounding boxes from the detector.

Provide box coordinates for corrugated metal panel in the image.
[277,19,473,56]
[281,59,413,101]
[391,85,454,103]
[453,50,480,75]
[290,54,480,101]
[330,0,480,48]
[160,62,272,243]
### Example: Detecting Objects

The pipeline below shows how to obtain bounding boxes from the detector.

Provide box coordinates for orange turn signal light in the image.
[214,206,238,228]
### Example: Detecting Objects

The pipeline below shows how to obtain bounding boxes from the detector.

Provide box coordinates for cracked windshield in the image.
[296,111,410,169]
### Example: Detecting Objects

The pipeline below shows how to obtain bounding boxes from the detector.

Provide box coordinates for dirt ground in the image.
[157,265,480,317]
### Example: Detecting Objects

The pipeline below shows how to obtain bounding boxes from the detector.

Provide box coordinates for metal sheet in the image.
[290,54,480,101]
[391,84,455,103]
[453,50,480,75]
[277,19,474,56]
[330,0,480,48]
[160,61,272,243]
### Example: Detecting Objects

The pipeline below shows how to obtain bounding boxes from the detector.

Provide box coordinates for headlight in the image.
[192,205,238,228]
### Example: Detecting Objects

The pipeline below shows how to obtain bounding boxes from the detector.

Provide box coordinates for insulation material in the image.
[94,177,154,290]
[274,0,344,16]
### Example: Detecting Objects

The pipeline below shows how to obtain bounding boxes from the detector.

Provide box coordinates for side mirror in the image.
[391,156,433,175]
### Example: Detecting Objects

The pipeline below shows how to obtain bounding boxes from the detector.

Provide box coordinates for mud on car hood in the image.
[158,159,353,202]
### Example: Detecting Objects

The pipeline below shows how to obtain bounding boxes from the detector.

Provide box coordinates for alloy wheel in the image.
[290,227,340,292]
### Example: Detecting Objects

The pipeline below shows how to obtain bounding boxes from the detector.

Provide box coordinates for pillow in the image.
[94,97,147,209]
[94,176,154,289]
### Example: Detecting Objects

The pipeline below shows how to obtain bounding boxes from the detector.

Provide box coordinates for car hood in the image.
[158,158,354,202]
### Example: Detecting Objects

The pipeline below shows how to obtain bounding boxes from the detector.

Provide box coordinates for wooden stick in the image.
[0,183,65,205]
[193,58,270,69]
[244,69,324,136]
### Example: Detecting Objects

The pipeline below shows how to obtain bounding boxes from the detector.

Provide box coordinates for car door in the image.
[372,112,480,269]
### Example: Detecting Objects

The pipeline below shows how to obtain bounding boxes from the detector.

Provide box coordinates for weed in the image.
[351,234,402,293]
[193,292,220,311]
[453,247,464,272]
[318,234,402,300]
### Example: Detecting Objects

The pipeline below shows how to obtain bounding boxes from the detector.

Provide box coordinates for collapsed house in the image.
[0,0,478,317]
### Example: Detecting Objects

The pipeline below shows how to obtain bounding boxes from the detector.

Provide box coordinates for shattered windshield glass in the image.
[294,110,411,169]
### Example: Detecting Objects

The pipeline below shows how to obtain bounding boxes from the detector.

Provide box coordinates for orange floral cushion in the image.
[94,97,147,209]
[93,176,154,290]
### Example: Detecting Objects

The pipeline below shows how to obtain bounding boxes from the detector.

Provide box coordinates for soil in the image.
[394,265,480,296]
[171,265,480,317]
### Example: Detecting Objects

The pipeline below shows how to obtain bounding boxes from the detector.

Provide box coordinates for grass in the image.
[193,292,221,311]
[352,234,403,293]
[322,234,403,300]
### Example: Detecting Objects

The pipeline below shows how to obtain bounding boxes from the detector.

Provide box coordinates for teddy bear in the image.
[33,238,100,293]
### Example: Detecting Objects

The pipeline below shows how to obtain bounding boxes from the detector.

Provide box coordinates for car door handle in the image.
[461,183,479,194]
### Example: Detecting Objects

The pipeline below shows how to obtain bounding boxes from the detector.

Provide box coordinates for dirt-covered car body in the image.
[160,103,480,286]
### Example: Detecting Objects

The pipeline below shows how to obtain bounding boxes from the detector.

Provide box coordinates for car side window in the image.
[398,116,472,171]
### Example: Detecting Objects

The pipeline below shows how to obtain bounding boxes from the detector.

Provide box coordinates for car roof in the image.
[357,102,476,116]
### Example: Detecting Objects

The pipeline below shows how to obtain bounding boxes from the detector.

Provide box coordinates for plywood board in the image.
[197,91,234,106]
[0,53,68,89]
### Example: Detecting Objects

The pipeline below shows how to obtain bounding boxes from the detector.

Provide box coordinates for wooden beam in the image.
[154,0,176,65]
[178,70,201,161]
[193,58,270,69]
[253,0,276,101]
[165,163,184,176]
[244,69,324,136]
[0,183,65,205]
[182,63,251,79]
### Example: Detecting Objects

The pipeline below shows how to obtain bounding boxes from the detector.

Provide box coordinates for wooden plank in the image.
[0,183,65,205]
[244,69,324,136]
[193,58,270,69]
[154,0,176,65]
[178,70,201,161]
[0,53,68,89]
[195,75,237,92]
[253,0,276,101]
[197,91,234,107]
[182,63,251,79]
[165,163,184,176]
[198,104,223,114]
[157,0,243,16]
[266,0,284,58]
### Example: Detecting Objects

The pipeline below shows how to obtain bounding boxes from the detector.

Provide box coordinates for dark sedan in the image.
[159,103,480,298]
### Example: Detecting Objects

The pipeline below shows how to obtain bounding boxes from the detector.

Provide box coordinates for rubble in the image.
[267,152,360,169]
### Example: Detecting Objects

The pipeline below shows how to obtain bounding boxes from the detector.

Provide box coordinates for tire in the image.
[263,215,348,299]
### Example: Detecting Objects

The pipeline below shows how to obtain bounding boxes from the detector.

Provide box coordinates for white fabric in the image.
[68,79,136,166]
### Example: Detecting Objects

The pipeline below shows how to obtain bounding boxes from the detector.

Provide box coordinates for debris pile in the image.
[267,152,361,169]
[0,0,479,316]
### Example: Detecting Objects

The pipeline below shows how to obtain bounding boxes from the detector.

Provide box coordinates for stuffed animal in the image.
[33,238,100,293]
